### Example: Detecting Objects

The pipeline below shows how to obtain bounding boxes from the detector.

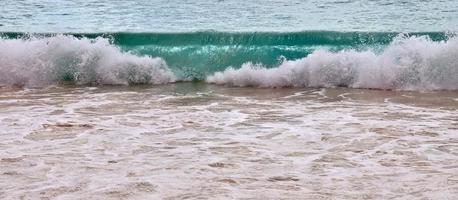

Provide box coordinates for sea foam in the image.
[0,35,176,87]
[207,35,458,90]
[1,34,457,90]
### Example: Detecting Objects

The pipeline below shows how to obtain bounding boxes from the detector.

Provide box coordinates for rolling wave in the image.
[0,35,175,87]
[0,32,457,90]
[208,35,458,90]
[1,31,449,46]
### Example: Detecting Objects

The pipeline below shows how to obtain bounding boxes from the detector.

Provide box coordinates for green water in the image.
[0,1,457,88]
[1,31,450,79]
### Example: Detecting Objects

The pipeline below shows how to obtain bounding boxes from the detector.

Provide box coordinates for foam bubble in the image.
[0,35,176,87]
[207,35,458,90]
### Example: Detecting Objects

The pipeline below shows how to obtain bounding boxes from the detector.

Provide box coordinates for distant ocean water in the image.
[1,0,457,32]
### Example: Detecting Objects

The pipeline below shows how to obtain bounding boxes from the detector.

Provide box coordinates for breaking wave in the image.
[0,32,457,90]
[207,35,458,90]
[0,35,176,87]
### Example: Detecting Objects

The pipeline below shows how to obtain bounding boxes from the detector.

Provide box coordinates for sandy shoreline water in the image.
[1,83,457,199]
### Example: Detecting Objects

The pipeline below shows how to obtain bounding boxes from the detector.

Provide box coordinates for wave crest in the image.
[207,35,458,90]
[0,35,176,87]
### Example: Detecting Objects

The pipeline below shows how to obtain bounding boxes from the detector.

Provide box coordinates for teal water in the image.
[2,2,458,200]
[1,31,452,79]
[0,1,457,89]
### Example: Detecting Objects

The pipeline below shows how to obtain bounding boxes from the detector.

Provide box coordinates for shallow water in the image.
[1,84,457,199]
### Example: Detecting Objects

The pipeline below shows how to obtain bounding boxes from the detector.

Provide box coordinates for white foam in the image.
[0,35,176,87]
[207,35,458,90]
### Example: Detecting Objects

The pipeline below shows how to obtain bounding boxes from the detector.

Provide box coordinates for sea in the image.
[0,0,457,199]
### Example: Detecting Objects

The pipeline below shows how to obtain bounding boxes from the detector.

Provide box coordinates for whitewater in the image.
[0,33,457,90]
[1,1,457,199]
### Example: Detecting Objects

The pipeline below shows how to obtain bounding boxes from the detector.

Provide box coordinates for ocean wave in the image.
[207,35,458,90]
[1,33,457,90]
[2,31,449,46]
[0,35,176,87]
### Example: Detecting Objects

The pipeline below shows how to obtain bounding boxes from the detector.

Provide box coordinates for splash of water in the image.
[207,35,458,90]
[0,35,176,87]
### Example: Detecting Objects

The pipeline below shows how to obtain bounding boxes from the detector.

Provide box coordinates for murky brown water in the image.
[1,83,457,199]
